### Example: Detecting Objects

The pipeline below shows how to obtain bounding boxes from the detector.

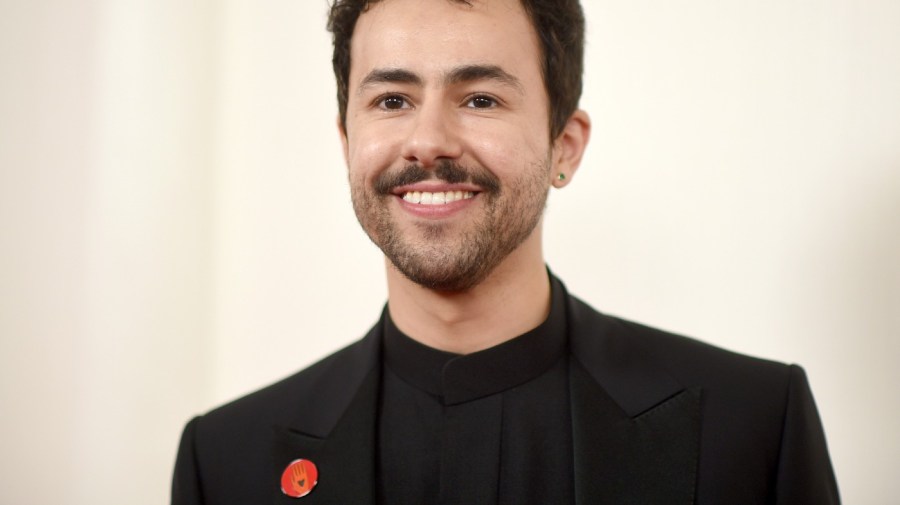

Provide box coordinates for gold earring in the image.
[557,173,566,181]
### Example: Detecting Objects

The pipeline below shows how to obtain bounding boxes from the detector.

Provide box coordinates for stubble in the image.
[350,158,550,292]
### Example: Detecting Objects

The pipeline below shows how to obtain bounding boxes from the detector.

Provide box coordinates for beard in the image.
[350,157,550,292]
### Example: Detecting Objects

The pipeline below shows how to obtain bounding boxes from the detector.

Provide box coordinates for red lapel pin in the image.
[280,459,318,498]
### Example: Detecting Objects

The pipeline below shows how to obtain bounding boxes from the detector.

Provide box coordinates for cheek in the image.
[347,128,401,185]
[464,123,548,176]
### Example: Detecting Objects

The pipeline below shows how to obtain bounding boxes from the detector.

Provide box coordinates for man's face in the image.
[341,0,556,291]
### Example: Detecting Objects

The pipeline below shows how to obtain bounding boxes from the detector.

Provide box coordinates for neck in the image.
[385,231,550,355]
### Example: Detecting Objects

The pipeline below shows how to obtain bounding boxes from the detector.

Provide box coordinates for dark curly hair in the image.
[327,0,585,139]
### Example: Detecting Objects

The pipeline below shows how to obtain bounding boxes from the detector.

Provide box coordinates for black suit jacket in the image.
[172,278,839,504]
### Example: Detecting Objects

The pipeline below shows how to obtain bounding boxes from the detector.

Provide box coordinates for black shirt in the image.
[377,284,574,505]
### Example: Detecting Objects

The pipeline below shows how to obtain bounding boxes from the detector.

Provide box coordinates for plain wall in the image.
[1,1,898,503]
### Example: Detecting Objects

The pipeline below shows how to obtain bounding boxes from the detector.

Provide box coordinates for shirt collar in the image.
[383,279,568,405]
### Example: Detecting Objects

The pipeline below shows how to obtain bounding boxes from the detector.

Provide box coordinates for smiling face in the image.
[341,0,560,292]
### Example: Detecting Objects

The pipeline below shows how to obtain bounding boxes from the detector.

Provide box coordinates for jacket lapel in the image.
[570,362,701,504]
[565,288,701,505]
[271,324,382,505]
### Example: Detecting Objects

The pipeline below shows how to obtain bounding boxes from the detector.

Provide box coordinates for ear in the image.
[550,109,591,189]
[337,115,350,168]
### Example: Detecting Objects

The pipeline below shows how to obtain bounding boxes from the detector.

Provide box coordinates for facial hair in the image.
[350,157,550,292]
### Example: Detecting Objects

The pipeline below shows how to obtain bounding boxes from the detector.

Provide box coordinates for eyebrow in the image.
[356,64,524,95]
[443,64,524,94]
[358,68,423,92]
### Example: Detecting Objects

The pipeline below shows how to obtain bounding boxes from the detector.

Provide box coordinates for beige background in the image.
[1,0,898,503]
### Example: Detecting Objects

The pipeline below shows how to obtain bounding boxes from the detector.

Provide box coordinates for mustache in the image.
[373,160,500,195]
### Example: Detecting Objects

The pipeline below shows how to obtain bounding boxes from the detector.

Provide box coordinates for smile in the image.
[402,190,476,205]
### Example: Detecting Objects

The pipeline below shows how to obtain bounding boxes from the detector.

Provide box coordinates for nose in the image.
[399,100,463,167]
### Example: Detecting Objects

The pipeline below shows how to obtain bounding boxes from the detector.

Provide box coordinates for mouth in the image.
[400,190,476,205]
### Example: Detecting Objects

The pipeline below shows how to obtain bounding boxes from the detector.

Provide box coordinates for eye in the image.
[466,95,498,109]
[377,95,410,110]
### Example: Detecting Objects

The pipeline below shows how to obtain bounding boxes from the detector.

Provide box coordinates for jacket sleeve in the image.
[172,416,205,505]
[773,365,841,504]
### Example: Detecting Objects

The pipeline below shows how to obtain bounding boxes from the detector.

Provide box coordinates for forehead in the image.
[349,0,541,86]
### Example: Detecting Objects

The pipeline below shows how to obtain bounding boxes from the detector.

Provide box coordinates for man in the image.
[173,0,840,503]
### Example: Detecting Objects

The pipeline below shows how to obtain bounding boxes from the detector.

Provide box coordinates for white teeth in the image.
[402,191,475,205]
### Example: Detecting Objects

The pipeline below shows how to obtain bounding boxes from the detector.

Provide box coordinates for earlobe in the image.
[551,109,591,188]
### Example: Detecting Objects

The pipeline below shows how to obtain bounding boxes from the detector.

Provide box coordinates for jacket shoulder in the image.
[172,326,381,504]
[568,294,792,392]
[565,295,840,503]
[197,326,379,435]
